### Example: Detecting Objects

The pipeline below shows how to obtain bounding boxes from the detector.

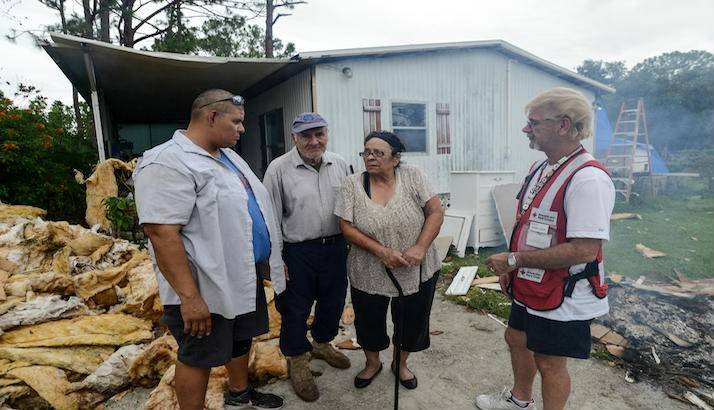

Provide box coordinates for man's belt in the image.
[292,234,343,246]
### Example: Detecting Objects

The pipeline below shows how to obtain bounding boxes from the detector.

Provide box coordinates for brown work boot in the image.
[311,341,351,369]
[288,353,319,402]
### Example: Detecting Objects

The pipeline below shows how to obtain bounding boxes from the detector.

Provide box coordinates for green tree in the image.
[31,0,303,55]
[0,85,97,223]
[152,13,295,58]
[577,50,714,152]
[622,51,714,151]
[577,59,627,87]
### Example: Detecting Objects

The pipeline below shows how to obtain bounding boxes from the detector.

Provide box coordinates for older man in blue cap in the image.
[263,113,351,402]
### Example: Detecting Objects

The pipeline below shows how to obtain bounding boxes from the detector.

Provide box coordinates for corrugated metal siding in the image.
[314,49,597,192]
[315,49,510,193]
[242,69,313,175]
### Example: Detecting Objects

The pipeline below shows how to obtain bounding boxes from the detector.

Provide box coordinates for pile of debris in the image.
[0,202,288,409]
[594,275,714,409]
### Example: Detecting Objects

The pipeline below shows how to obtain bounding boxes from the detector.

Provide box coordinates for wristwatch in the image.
[507,253,518,268]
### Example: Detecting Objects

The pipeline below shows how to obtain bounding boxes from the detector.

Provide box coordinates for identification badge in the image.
[530,208,558,226]
[526,230,552,249]
[517,268,545,283]
[529,221,550,234]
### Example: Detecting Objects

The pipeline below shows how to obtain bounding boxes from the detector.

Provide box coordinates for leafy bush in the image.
[0,86,97,223]
[102,196,139,238]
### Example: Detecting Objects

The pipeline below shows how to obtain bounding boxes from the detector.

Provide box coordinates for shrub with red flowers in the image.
[0,85,97,223]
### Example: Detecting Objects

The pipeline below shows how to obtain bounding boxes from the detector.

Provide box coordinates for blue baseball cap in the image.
[291,112,328,133]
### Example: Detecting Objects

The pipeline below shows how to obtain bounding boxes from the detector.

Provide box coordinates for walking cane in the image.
[363,171,404,409]
[384,267,404,410]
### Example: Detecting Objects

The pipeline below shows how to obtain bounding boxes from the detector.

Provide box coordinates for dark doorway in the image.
[259,108,286,174]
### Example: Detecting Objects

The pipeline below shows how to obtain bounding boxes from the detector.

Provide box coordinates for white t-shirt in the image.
[517,165,615,321]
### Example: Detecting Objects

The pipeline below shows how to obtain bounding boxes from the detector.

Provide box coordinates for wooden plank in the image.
[590,323,611,340]
[600,330,628,347]
[476,283,501,291]
[471,276,499,286]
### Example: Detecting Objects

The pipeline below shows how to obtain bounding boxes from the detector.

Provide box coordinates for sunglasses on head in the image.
[198,95,245,109]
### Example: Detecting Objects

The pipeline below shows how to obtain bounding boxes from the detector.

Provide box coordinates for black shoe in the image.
[354,363,383,389]
[224,386,284,409]
[390,362,418,390]
[399,375,417,389]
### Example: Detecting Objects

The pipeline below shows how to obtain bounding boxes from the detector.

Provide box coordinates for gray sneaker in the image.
[475,388,536,410]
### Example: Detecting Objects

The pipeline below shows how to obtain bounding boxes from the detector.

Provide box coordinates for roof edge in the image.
[296,39,615,94]
[49,32,294,65]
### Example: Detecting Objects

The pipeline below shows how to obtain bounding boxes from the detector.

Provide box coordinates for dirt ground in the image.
[106,292,690,410]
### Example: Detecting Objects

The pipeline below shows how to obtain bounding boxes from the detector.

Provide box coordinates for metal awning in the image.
[43,33,309,123]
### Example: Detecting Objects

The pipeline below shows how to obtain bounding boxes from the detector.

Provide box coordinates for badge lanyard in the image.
[520,146,584,214]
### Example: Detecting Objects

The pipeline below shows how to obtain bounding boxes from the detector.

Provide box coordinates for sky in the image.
[1,0,713,104]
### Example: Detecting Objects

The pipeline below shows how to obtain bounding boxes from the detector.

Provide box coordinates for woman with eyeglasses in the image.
[334,131,444,391]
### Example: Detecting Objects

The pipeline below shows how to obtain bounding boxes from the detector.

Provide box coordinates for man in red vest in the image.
[475,87,615,410]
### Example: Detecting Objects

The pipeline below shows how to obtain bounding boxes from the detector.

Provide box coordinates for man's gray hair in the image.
[191,89,240,119]
[525,87,594,141]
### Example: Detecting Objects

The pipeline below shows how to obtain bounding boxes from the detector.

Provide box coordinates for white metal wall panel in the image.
[310,49,598,192]
[242,69,313,175]
[314,49,511,193]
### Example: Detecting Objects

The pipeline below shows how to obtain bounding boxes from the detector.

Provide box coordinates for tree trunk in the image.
[99,0,110,42]
[82,0,94,38]
[58,0,67,29]
[72,88,86,142]
[57,0,85,139]
[264,0,274,58]
[121,0,136,47]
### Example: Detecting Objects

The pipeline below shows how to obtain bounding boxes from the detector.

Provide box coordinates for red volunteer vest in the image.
[509,148,609,311]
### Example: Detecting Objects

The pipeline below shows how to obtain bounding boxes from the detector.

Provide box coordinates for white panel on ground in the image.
[445,266,479,296]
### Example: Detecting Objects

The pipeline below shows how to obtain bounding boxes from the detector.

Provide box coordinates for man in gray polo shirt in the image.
[263,113,351,402]
[134,89,285,410]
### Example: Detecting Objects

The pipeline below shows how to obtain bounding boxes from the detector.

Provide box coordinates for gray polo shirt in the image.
[263,147,350,243]
[133,131,286,319]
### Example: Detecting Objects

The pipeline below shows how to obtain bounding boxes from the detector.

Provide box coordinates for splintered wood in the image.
[335,338,361,350]
[635,243,667,259]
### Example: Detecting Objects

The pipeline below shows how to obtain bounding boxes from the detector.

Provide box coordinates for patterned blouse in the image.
[334,164,441,296]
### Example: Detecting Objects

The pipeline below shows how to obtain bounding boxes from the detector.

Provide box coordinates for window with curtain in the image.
[392,102,427,153]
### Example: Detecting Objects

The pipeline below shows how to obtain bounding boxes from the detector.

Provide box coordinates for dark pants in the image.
[351,271,439,353]
[275,235,348,357]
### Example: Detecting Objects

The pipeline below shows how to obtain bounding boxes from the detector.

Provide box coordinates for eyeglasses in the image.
[359,149,388,158]
[198,95,245,109]
[526,117,561,128]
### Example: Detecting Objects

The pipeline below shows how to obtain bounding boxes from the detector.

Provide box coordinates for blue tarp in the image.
[593,98,670,173]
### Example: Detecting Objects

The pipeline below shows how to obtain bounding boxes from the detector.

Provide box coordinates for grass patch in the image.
[438,196,713,320]
[439,248,512,320]
[606,196,714,280]
[589,349,618,361]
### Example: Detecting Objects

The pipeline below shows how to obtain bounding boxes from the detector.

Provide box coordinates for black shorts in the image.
[162,276,269,368]
[508,302,592,359]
